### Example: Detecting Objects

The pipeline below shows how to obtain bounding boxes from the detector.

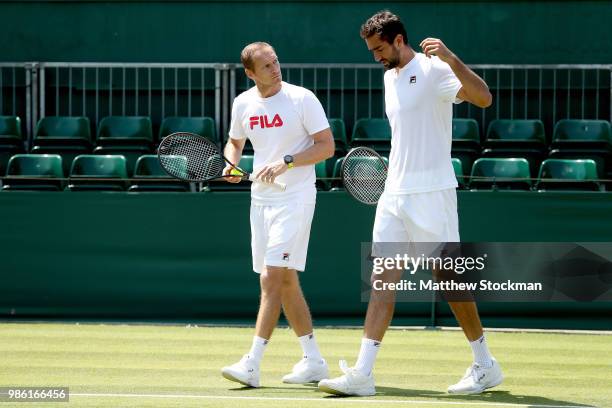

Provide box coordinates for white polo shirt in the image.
[229,81,329,205]
[384,53,462,194]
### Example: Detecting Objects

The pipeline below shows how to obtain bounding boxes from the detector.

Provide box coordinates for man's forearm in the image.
[224,141,243,167]
[293,139,335,167]
[447,55,492,108]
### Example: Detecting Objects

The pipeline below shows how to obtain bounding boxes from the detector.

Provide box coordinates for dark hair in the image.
[360,10,408,45]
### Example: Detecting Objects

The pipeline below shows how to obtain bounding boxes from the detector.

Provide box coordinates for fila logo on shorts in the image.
[282,252,290,261]
[410,75,417,83]
[249,114,284,130]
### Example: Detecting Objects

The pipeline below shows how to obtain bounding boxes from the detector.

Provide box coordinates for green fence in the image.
[1,190,611,330]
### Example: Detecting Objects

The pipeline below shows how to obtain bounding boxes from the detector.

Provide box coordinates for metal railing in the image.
[468,64,612,138]
[0,62,610,144]
[0,63,35,143]
[232,63,612,140]
[38,63,223,140]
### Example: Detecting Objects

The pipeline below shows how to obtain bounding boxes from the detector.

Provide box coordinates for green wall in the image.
[0,190,611,330]
[1,1,611,64]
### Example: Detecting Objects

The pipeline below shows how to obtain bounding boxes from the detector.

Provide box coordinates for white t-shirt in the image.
[229,81,329,205]
[384,53,462,194]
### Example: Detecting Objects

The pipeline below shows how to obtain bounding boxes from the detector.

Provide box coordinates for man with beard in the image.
[318,11,503,396]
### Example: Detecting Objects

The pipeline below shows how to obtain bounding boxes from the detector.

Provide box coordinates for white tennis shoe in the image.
[317,360,376,396]
[221,354,260,388]
[447,358,503,394]
[282,357,329,384]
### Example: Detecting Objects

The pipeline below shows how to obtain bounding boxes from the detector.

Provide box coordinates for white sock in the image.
[248,336,269,364]
[470,335,493,368]
[354,338,381,376]
[298,332,322,360]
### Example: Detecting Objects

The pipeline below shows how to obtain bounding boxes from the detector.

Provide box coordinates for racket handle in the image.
[247,173,287,191]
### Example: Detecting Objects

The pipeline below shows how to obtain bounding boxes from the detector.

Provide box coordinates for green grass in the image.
[0,323,610,407]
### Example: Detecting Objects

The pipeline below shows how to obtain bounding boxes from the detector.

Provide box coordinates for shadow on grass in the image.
[228,385,316,392]
[324,386,594,407]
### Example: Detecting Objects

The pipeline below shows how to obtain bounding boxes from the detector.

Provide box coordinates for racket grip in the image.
[247,173,287,191]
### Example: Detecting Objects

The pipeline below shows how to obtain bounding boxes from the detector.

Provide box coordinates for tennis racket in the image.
[157,132,286,190]
[341,146,387,205]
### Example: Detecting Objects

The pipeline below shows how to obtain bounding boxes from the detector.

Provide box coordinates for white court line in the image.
[70,393,596,408]
[4,321,611,335]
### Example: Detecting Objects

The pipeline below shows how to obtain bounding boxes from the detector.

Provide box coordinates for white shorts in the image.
[250,202,315,273]
[372,189,459,257]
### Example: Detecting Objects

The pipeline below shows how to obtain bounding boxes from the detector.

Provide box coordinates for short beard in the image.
[383,49,401,70]
[384,57,400,70]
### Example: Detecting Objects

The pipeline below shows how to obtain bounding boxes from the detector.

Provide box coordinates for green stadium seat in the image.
[2,154,64,191]
[315,157,337,191]
[31,146,82,177]
[127,155,189,192]
[67,154,128,191]
[97,116,153,146]
[482,119,547,176]
[469,157,532,190]
[31,116,93,175]
[451,155,472,176]
[0,116,23,146]
[92,147,147,178]
[351,118,391,154]
[486,119,546,144]
[158,117,217,143]
[0,116,24,176]
[34,116,92,148]
[549,119,612,177]
[552,119,611,146]
[94,116,154,177]
[535,159,601,191]
[329,118,348,154]
[451,157,466,189]
[331,156,345,190]
[452,118,481,175]
[453,118,480,148]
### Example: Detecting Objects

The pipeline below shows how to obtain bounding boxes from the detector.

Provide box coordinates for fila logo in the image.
[282,253,290,261]
[410,76,417,83]
[249,114,283,130]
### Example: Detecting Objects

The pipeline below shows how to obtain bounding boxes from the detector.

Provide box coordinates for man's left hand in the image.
[420,38,456,65]
[255,159,288,184]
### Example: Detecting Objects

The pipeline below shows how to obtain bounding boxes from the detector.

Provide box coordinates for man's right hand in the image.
[223,166,243,183]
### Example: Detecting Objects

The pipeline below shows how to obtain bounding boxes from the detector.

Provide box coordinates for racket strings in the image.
[159,134,224,181]
[342,148,387,205]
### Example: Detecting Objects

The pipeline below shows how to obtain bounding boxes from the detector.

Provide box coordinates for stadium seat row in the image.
[1,154,189,192]
[453,157,602,191]
[0,153,605,192]
[1,115,611,186]
[0,116,216,176]
[450,118,612,179]
[2,116,610,151]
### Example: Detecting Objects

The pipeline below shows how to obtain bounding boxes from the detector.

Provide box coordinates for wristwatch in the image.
[283,155,295,169]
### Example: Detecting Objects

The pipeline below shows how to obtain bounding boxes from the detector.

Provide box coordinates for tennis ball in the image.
[230,168,243,176]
